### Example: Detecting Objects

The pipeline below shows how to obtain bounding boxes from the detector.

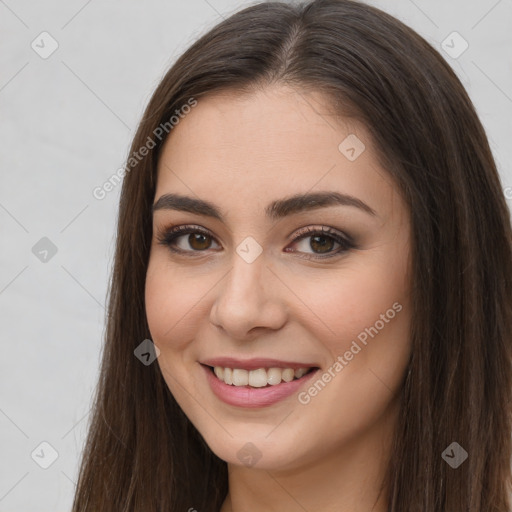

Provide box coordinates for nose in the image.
[209,251,287,341]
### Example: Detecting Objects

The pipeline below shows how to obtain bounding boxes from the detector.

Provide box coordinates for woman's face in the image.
[145,84,412,471]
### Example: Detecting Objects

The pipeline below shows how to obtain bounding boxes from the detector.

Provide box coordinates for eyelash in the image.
[155,224,355,260]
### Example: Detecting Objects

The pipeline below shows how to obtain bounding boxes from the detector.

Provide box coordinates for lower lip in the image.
[202,364,319,408]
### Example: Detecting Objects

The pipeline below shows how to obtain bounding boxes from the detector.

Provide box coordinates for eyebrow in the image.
[152,191,377,220]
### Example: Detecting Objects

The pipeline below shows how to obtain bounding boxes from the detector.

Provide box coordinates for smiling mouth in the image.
[206,365,318,388]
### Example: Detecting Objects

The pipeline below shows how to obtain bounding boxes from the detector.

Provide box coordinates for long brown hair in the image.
[71,1,512,510]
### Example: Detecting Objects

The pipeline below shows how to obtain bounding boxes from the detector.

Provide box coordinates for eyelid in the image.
[285,225,354,259]
[156,224,221,250]
[156,223,355,259]
[291,225,354,245]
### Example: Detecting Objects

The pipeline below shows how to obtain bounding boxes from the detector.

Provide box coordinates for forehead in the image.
[155,85,399,221]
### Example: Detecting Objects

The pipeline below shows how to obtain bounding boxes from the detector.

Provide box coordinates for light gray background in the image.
[0,0,511,510]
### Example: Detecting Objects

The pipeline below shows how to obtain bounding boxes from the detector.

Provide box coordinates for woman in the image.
[71,1,512,510]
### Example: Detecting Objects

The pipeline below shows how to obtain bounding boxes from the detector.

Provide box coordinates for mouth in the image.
[200,358,321,408]
[205,364,318,388]
[200,357,321,407]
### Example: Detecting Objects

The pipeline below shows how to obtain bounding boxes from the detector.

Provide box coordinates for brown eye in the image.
[286,226,354,259]
[187,233,213,251]
[157,224,354,260]
[156,225,220,255]
[309,234,336,254]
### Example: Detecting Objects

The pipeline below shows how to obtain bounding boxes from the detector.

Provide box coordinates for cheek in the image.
[144,258,212,351]
[144,260,204,405]
[293,259,409,356]
[291,260,410,442]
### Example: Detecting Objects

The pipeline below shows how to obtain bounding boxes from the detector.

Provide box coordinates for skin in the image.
[145,84,412,512]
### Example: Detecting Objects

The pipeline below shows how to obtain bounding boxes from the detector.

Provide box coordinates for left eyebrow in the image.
[152,191,377,220]
[265,191,377,219]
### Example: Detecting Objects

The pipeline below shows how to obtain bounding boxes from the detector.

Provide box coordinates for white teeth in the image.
[224,367,233,385]
[213,366,312,387]
[248,368,268,387]
[232,369,249,386]
[281,368,294,382]
[267,367,282,386]
[294,368,308,379]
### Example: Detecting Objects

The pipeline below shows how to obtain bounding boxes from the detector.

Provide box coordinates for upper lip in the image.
[201,357,319,371]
